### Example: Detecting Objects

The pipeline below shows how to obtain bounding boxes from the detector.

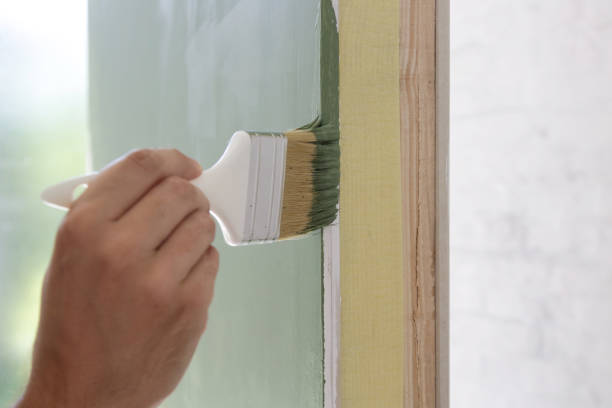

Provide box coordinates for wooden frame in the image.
[330,0,448,406]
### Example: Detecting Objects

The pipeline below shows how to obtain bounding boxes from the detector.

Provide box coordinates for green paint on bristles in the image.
[304,0,339,234]
[305,123,339,233]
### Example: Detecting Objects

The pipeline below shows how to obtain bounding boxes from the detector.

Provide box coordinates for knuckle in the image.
[195,212,215,236]
[168,148,199,171]
[164,176,195,198]
[126,149,161,173]
[169,148,183,158]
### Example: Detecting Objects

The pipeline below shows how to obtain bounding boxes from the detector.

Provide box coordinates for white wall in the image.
[451,1,612,407]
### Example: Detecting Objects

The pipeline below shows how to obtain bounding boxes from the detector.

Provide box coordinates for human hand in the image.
[18,149,219,408]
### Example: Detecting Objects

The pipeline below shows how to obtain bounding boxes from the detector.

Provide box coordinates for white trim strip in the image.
[323,217,340,408]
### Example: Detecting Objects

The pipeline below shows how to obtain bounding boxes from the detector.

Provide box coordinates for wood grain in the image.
[400,0,449,407]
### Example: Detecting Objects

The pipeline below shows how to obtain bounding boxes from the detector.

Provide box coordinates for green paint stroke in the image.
[320,0,339,127]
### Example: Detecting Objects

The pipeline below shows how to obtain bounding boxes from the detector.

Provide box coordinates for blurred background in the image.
[451,0,612,407]
[0,1,86,404]
[1,0,612,407]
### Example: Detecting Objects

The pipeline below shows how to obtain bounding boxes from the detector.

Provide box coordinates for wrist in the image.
[18,373,148,408]
[16,391,60,408]
[17,385,63,408]
[17,371,73,408]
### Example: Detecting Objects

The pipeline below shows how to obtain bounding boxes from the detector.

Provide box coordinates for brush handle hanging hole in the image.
[72,184,88,200]
[41,173,98,210]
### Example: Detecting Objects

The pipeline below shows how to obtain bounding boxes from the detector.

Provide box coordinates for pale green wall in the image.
[89,1,323,406]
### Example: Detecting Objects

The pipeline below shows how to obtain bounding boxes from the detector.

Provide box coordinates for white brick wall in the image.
[451,1,612,407]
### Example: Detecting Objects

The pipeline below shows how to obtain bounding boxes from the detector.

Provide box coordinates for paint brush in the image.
[41,120,339,246]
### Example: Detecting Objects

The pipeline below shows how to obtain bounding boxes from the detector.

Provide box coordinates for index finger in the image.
[76,149,202,221]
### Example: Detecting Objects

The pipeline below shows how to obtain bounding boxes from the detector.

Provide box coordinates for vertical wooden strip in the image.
[400,0,436,405]
[400,0,448,408]
[338,1,404,407]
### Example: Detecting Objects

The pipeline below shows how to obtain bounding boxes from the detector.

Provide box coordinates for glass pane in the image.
[88,1,324,407]
[0,1,87,404]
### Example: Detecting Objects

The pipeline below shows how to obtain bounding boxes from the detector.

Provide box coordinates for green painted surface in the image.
[89,1,324,406]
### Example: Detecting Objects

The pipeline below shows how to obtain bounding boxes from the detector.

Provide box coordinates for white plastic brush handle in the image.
[41,173,98,210]
[41,131,253,246]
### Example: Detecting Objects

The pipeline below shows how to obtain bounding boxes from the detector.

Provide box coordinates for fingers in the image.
[117,177,210,250]
[155,209,216,282]
[76,149,202,221]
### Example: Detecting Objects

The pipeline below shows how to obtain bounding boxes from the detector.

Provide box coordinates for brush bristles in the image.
[279,123,340,239]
